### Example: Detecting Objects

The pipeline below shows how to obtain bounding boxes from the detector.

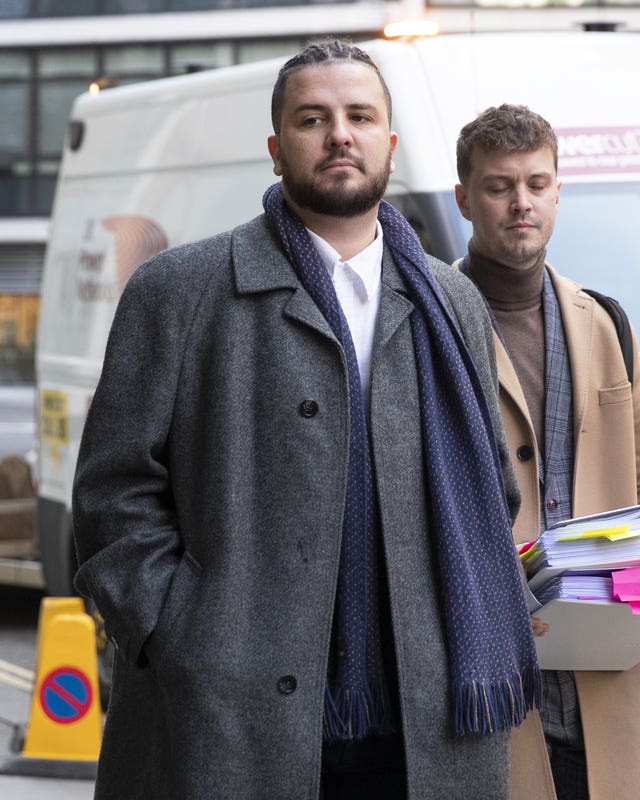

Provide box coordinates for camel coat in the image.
[498,265,640,800]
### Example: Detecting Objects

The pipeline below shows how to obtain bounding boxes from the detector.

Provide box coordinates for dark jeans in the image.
[320,734,407,800]
[547,739,589,800]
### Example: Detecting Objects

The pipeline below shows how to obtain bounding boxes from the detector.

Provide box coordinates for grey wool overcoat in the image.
[73,214,521,800]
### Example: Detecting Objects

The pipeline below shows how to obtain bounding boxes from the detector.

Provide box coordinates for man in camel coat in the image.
[454,103,640,800]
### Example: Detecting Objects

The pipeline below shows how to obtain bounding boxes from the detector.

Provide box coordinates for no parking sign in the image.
[39,666,93,724]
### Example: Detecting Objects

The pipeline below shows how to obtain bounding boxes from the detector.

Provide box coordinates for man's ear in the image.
[454,184,472,221]
[267,135,282,176]
[389,131,398,174]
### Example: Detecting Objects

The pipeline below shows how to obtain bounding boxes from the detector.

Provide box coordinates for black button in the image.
[299,400,318,418]
[277,675,297,694]
[517,445,534,462]
[546,498,558,511]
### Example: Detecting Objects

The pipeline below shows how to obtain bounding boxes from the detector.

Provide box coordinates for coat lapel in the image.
[231,216,416,348]
[494,332,536,427]
[547,264,594,435]
[375,248,414,353]
[230,214,336,341]
[492,265,592,439]
[451,256,533,428]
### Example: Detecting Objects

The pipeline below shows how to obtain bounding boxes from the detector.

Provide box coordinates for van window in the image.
[547,181,640,330]
[386,190,469,262]
[391,182,640,335]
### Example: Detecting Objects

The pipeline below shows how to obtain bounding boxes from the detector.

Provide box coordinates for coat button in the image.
[517,445,534,462]
[299,399,318,418]
[277,675,297,694]
[546,498,558,511]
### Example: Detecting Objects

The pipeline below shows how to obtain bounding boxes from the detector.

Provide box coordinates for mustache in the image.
[316,150,365,172]
[507,217,540,228]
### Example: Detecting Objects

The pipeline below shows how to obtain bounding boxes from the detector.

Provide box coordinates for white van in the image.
[35,27,640,595]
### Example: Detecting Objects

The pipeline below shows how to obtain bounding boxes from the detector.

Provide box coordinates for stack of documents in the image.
[534,574,613,606]
[522,505,640,593]
[521,505,640,670]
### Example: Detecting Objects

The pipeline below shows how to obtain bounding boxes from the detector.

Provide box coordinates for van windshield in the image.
[401,181,640,334]
[546,181,640,331]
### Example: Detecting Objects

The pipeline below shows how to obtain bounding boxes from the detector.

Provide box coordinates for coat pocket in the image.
[143,549,202,670]
[599,382,632,406]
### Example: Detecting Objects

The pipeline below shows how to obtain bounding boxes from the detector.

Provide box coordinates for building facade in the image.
[0,0,402,390]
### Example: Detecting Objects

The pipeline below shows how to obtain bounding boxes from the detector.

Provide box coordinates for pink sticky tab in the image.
[612,567,640,602]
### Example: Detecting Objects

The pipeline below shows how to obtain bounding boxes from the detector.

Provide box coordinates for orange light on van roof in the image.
[383,19,440,39]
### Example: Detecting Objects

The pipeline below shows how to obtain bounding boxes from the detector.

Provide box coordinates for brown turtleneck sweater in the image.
[467,247,547,457]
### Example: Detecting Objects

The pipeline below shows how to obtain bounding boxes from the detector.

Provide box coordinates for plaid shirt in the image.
[538,272,584,748]
[470,263,585,748]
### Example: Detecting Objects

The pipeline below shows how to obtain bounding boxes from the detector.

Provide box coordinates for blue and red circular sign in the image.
[39,666,93,724]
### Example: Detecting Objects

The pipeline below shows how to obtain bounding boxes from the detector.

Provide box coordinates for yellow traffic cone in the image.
[0,596,101,779]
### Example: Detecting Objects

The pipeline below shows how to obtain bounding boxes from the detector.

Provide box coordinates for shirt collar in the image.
[307,222,384,301]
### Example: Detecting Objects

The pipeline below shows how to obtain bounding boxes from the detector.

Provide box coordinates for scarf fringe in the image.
[323,683,392,741]
[454,666,542,736]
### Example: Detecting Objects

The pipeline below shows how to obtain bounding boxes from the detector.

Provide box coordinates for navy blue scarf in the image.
[263,184,540,737]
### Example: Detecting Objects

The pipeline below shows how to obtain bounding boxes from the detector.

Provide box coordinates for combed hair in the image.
[456,104,558,184]
[271,38,392,133]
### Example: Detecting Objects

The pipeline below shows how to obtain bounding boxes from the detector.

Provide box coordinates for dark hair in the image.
[456,104,558,184]
[271,38,392,134]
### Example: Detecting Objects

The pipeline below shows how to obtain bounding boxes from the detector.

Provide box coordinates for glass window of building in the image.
[0,85,28,155]
[39,49,98,77]
[36,50,98,156]
[0,53,31,216]
[0,52,30,78]
[170,1,237,9]
[2,1,374,16]
[237,39,301,64]
[102,0,167,11]
[38,80,92,154]
[103,45,166,75]
[0,0,33,18]
[0,295,39,384]
[170,42,234,74]
[0,53,30,166]
[32,0,96,16]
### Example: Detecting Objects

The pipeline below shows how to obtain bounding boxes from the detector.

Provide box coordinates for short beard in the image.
[282,157,392,218]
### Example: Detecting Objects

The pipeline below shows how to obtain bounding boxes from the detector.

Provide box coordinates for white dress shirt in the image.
[307,223,383,404]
